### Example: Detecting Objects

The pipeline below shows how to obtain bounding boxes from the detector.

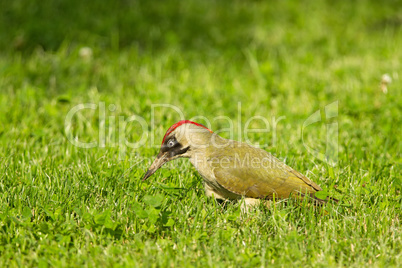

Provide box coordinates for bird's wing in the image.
[208,143,322,199]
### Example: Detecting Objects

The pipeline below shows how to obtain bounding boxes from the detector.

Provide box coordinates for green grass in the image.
[0,0,401,266]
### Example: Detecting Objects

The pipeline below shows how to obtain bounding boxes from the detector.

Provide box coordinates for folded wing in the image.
[209,143,322,199]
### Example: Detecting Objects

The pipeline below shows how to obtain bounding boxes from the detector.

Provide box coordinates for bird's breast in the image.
[189,153,240,200]
[189,153,215,184]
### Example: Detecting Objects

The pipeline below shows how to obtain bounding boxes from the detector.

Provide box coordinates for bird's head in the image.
[142,120,213,180]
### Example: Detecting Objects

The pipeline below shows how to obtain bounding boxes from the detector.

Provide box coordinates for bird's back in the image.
[205,136,322,200]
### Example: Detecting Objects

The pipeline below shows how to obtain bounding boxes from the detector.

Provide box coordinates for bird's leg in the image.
[240,198,273,213]
[240,198,260,213]
[203,182,226,200]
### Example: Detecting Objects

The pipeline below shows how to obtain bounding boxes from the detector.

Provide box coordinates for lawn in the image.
[0,0,401,267]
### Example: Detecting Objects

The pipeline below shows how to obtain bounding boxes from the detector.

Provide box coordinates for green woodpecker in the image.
[143,120,328,208]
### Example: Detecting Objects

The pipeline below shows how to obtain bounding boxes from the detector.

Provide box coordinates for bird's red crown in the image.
[162,120,212,144]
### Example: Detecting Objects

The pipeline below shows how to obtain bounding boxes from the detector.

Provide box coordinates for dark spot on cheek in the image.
[169,146,189,157]
[160,137,189,157]
[161,136,178,153]
[160,145,169,153]
[165,143,185,156]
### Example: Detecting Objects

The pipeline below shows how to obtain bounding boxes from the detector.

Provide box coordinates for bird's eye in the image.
[167,139,176,148]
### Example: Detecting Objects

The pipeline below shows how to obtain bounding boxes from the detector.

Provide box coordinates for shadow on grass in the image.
[2,0,401,54]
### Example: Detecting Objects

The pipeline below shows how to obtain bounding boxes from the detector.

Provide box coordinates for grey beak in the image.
[142,152,169,181]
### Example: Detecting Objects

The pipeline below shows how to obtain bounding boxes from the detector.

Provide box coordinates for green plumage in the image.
[144,121,327,206]
[207,137,322,199]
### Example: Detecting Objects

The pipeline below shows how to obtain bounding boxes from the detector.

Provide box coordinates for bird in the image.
[143,120,333,209]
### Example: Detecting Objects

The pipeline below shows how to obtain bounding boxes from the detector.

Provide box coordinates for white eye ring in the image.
[167,139,175,148]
